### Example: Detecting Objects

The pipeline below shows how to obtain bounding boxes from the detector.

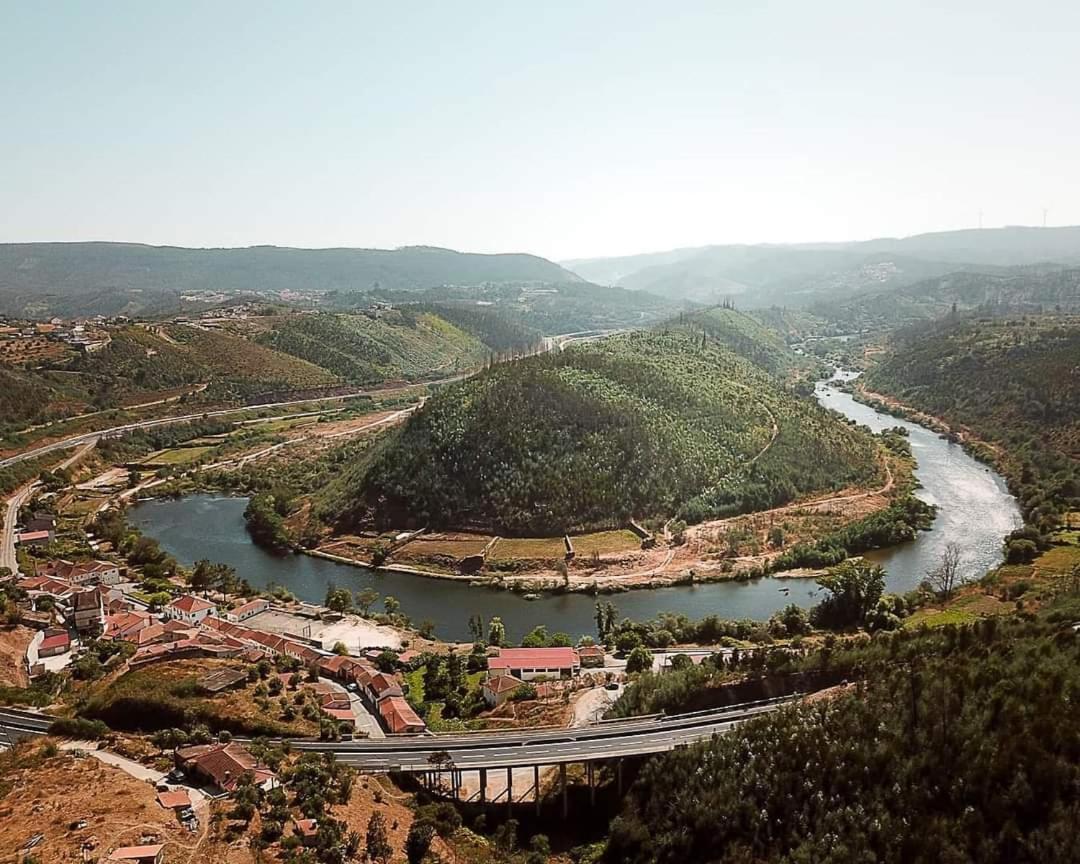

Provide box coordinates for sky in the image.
[2,1,1079,261]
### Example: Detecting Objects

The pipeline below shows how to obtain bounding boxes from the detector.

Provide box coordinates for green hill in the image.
[0,242,581,317]
[864,315,1080,529]
[255,309,492,384]
[320,326,881,535]
[674,306,820,379]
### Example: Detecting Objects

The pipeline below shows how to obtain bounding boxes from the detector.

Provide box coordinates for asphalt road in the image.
[0,697,793,767]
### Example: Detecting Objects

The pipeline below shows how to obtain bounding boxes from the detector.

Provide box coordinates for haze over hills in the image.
[563,226,1080,306]
[0,241,582,317]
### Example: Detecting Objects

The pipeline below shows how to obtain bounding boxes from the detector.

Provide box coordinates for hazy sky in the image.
[2,1,1078,260]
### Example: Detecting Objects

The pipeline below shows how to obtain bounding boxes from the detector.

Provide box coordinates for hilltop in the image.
[564,226,1080,306]
[0,242,581,317]
[319,319,881,535]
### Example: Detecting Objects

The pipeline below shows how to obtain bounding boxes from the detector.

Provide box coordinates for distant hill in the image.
[563,226,1080,306]
[821,267,1080,329]
[0,242,581,317]
[319,323,881,535]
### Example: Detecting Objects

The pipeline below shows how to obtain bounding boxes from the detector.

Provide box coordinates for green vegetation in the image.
[255,309,489,384]
[321,324,881,535]
[603,609,1080,863]
[865,315,1080,532]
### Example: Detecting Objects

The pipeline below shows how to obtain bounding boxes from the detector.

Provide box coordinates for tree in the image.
[811,559,885,629]
[615,630,642,655]
[189,559,214,595]
[365,811,392,864]
[467,613,485,643]
[487,616,506,647]
[405,818,435,864]
[325,584,353,614]
[520,625,548,648]
[626,645,653,674]
[332,641,349,656]
[355,587,379,616]
[926,542,963,600]
[383,595,401,616]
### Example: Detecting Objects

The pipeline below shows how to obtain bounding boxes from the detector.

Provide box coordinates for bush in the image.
[49,717,110,739]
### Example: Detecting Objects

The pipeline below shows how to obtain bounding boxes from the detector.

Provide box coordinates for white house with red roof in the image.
[164,594,217,624]
[487,647,580,681]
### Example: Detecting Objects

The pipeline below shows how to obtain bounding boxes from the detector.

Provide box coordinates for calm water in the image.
[131,372,1020,641]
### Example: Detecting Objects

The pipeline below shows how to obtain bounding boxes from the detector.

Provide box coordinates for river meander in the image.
[130,372,1021,641]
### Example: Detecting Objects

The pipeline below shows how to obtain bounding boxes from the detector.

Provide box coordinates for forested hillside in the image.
[320,325,881,535]
[255,310,490,384]
[0,242,580,317]
[823,267,1080,329]
[604,613,1080,863]
[671,306,820,379]
[864,316,1080,530]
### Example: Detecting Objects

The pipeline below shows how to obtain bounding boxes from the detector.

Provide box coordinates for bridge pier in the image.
[560,763,568,819]
[587,761,595,807]
[479,767,487,804]
[534,764,541,816]
[506,767,513,817]
[616,759,623,796]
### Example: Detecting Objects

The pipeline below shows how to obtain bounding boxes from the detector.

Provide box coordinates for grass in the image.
[903,607,979,629]
[489,537,566,560]
[572,529,641,557]
[393,534,492,562]
[140,445,214,466]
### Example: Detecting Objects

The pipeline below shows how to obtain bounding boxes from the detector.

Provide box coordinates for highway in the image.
[0,697,793,767]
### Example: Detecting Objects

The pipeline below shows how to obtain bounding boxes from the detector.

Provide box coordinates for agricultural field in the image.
[488,537,567,561]
[571,529,642,557]
[392,533,493,563]
[139,445,215,467]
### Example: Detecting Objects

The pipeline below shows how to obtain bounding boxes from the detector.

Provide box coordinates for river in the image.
[130,372,1021,641]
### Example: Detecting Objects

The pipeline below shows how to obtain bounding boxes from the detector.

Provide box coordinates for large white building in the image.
[164,594,217,625]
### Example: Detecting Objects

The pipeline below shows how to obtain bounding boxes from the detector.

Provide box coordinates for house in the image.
[294,818,319,846]
[378,696,426,734]
[482,673,524,707]
[364,671,403,708]
[104,610,153,641]
[164,594,217,624]
[223,598,269,622]
[108,845,165,864]
[157,789,192,810]
[16,530,51,547]
[175,742,275,793]
[577,645,605,668]
[72,588,105,635]
[487,647,580,681]
[197,668,248,693]
[18,575,76,601]
[46,559,124,586]
[38,629,72,658]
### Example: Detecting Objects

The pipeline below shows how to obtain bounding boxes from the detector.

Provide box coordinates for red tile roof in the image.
[39,631,71,652]
[488,647,580,672]
[156,789,192,809]
[484,673,524,694]
[108,845,164,861]
[176,742,274,792]
[169,594,216,614]
[294,817,319,837]
[379,696,425,733]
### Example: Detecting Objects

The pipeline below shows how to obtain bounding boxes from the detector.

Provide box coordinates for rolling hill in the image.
[564,226,1080,307]
[319,320,882,535]
[0,242,581,317]
[820,267,1080,329]
[254,309,492,384]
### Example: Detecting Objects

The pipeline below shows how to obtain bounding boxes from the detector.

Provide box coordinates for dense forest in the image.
[319,322,881,535]
[605,609,1080,863]
[865,315,1080,532]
